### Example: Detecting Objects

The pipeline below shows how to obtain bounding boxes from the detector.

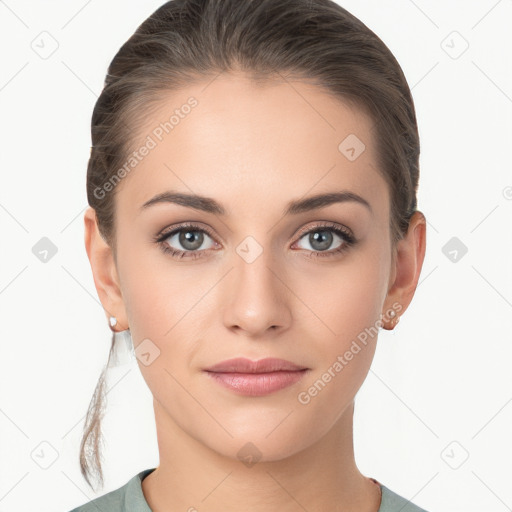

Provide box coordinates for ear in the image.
[84,207,129,330]
[382,211,427,328]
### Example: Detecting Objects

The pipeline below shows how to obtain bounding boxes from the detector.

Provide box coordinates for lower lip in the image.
[204,369,309,396]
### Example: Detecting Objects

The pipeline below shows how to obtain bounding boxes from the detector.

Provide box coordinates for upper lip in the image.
[204,357,308,373]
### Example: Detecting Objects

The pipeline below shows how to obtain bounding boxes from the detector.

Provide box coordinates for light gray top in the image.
[68,468,430,512]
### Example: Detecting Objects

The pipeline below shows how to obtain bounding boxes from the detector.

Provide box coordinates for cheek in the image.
[293,253,387,342]
[117,237,196,339]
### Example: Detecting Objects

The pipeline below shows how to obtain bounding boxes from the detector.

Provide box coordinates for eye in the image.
[153,223,218,259]
[153,221,357,260]
[292,222,356,258]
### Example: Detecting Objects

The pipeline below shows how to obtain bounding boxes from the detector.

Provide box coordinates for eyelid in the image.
[293,221,355,242]
[155,221,218,243]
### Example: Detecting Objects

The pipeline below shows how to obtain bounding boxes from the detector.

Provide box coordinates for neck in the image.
[141,399,381,512]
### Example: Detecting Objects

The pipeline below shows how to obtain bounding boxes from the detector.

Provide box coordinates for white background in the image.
[1,1,511,511]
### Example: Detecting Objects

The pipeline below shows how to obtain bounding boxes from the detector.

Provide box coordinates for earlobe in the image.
[382,211,427,329]
[84,207,129,330]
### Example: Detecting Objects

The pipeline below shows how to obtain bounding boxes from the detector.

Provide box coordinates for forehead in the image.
[115,72,388,220]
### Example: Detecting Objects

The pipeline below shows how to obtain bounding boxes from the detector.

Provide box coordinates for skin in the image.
[84,72,426,512]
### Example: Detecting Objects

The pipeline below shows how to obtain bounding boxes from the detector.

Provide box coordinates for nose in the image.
[221,244,292,337]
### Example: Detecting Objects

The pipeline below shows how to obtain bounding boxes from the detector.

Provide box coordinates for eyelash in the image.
[153,221,357,260]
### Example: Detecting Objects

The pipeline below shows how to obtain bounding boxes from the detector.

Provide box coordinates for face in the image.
[94,72,408,462]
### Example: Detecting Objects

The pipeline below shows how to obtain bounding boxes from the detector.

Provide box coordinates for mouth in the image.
[203,357,310,396]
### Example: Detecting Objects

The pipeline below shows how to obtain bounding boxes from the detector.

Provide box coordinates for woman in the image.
[70,0,428,510]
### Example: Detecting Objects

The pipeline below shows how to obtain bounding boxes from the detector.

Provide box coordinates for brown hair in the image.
[81,0,421,491]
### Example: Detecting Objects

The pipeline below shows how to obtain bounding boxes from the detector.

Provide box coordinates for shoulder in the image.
[67,468,157,512]
[378,482,431,512]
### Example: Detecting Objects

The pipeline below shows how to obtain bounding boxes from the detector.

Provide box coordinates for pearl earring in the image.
[382,309,400,331]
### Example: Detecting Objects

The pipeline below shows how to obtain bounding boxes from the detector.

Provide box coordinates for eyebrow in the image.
[140,190,372,216]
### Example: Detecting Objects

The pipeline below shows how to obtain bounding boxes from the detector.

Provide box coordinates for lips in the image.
[202,357,310,396]
[203,357,308,373]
